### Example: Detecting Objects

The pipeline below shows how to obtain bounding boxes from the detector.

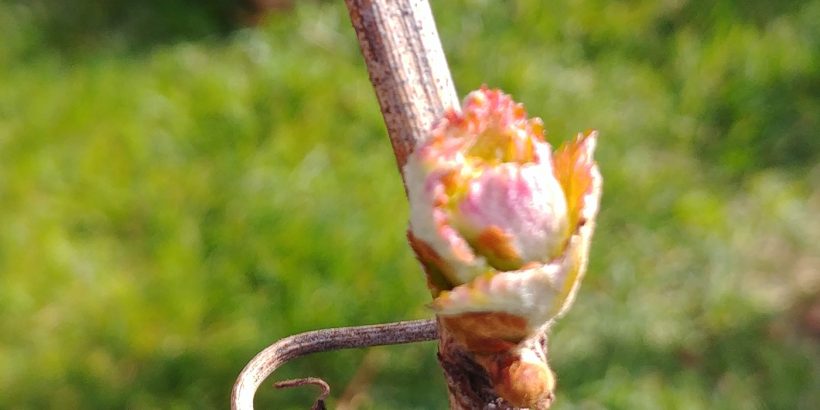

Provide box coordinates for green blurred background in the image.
[1,0,818,408]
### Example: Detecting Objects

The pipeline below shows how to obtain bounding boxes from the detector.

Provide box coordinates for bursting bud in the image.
[405,87,601,408]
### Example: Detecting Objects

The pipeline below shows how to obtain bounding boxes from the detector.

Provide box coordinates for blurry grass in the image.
[1,0,818,409]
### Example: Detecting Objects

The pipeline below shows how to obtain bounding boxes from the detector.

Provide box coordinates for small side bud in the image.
[481,349,556,409]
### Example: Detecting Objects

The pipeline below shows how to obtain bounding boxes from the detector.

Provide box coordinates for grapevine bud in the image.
[406,87,602,407]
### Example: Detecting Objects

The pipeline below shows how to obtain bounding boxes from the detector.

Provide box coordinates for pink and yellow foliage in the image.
[405,87,602,407]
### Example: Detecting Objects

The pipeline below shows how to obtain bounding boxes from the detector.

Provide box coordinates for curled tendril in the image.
[231,319,438,409]
[275,377,331,410]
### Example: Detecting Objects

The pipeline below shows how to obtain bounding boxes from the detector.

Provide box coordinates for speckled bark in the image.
[344,1,547,408]
[344,0,458,172]
[438,317,529,410]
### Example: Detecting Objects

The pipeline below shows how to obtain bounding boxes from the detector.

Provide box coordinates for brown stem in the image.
[344,0,460,174]
[344,1,534,409]
[234,1,530,409]
[231,319,437,409]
